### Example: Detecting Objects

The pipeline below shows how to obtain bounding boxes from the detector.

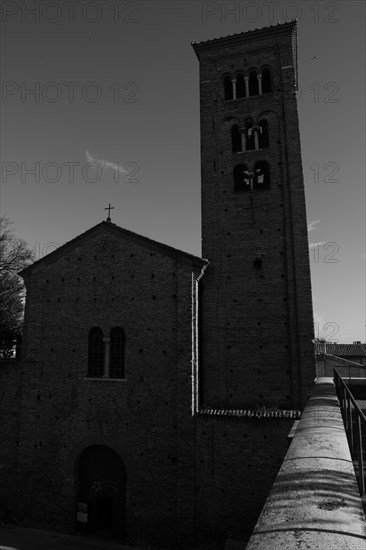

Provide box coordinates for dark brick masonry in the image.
[0,21,315,549]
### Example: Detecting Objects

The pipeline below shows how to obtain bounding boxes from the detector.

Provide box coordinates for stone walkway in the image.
[0,527,144,550]
[245,377,366,550]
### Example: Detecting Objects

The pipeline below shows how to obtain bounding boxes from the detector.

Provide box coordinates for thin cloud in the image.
[86,150,127,179]
[308,219,321,233]
[309,241,326,249]
[308,220,324,249]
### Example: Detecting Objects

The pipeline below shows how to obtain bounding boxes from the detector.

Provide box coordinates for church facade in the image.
[0,21,315,548]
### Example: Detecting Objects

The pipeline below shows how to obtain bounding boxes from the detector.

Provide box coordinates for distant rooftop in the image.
[315,341,366,357]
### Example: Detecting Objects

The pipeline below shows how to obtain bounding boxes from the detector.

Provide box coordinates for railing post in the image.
[335,371,341,407]
[334,366,366,498]
[357,415,365,496]
[339,381,343,409]
[348,399,354,454]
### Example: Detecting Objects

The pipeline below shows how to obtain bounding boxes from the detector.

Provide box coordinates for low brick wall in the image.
[244,377,366,550]
[0,359,21,512]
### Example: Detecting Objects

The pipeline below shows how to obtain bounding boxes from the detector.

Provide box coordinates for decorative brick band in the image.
[196,408,301,419]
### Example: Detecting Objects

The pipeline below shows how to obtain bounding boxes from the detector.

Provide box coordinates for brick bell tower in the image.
[193,21,315,411]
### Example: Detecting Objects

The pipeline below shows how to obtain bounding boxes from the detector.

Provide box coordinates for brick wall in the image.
[0,359,21,513]
[0,23,318,549]
[16,226,201,545]
[194,23,315,411]
[12,222,302,547]
[194,414,293,544]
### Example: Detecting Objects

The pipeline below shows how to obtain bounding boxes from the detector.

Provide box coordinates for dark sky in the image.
[1,0,365,343]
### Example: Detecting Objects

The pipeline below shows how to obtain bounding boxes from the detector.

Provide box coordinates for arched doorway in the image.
[76,445,126,539]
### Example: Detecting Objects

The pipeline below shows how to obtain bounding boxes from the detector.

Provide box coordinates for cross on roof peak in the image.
[105,203,114,222]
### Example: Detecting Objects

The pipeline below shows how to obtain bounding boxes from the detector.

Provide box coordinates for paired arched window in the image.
[88,328,104,377]
[261,68,272,94]
[231,118,269,152]
[236,73,246,99]
[248,70,259,96]
[231,124,242,152]
[245,118,255,151]
[110,327,125,379]
[87,327,125,379]
[233,161,270,192]
[254,161,270,189]
[233,164,250,192]
[258,119,269,148]
[223,67,272,100]
[224,75,233,100]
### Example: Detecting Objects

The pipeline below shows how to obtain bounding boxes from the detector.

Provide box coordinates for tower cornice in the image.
[192,20,297,56]
[192,20,298,92]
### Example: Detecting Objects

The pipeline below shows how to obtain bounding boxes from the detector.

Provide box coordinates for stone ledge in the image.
[244,377,366,550]
[196,408,301,419]
[82,378,127,382]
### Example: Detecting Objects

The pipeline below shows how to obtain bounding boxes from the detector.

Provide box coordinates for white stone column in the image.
[240,128,246,152]
[244,76,249,97]
[103,337,111,377]
[254,126,259,150]
[231,78,237,100]
[258,74,262,95]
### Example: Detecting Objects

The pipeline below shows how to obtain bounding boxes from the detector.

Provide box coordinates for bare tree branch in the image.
[0,216,34,355]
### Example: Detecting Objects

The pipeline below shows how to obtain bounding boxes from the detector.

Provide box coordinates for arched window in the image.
[231,124,242,152]
[258,119,269,148]
[244,118,255,151]
[224,76,233,100]
[233,164,250,193]
[249,70,259,96]
[254,161,270,189]
[110,327,125,379]
[261,68,272,93]
[236,73,246,98]
[88,327,104,377]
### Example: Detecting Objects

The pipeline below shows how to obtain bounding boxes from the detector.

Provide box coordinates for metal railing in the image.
[317,350,366,381]
[334,367,366,497]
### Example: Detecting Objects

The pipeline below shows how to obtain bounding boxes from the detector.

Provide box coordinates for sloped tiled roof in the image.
[315,342,366,357]
[19,221,208,277]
